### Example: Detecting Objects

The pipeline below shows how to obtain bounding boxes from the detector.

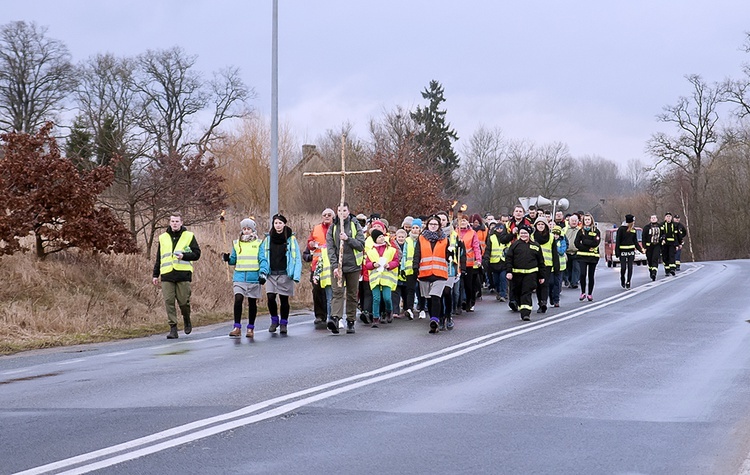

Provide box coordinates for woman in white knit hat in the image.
[222,218,269,338]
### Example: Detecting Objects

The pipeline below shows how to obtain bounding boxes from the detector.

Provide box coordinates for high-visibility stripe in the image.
[159,231,194,274]
[512,267,538,274]
[233,240,260,272]
[418,236,449,279]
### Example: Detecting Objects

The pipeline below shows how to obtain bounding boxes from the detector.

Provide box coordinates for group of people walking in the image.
[150,206,687,339]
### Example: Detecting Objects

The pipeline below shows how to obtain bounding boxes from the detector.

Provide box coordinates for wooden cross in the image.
[303,134,381,285]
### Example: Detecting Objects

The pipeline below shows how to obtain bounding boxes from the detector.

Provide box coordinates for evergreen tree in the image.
[65,117,94,171]
[410,80,460,193]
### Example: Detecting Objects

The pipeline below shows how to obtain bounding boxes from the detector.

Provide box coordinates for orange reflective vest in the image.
[461,229,479,267]
[418,236,449,280]
[308,223,329,270]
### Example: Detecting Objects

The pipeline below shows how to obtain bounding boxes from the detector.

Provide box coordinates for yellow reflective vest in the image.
[366,246,398,290]
[232,239,260,272]
[319,247,332,288]
[159,231,194,275]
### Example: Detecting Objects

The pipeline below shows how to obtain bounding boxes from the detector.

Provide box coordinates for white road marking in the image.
[13,265,702,475]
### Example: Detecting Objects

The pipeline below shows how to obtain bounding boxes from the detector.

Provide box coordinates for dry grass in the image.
[0,212,319,355]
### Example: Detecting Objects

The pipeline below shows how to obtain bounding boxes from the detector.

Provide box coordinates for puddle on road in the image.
[0,371,63,385]
[158,349,190,356]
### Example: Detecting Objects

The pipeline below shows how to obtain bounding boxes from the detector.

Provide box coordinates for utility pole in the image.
[269,0,279,219]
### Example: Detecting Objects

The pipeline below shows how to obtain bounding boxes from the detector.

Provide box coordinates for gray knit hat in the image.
[240,218,256,230]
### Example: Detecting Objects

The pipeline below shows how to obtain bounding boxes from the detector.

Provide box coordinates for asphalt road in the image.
[3,260,750,475]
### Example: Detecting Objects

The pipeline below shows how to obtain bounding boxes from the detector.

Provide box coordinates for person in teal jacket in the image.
[259,214,302,334]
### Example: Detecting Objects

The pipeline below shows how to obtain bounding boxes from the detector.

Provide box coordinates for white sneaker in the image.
[338,318,345,329]
[406,309,414,320]
[418,310,426,319]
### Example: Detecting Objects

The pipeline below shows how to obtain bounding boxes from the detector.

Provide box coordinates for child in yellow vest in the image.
[363,229,400,327]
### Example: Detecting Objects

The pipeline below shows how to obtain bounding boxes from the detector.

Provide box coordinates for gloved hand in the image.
[258,274,267,285]
[221,253,230,262]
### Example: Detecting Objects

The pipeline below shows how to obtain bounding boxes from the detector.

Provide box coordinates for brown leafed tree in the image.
[358,135,447,223]
[140,151,227,256]
[0,123,139,259]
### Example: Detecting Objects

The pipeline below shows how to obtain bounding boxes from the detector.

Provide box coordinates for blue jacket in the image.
[228,239,270,283]
[260,234,302,282]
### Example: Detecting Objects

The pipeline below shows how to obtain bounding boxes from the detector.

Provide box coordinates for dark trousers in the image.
[645,245,661,273]
[662,244,677,273]
[312,281,327,320]
[511,272,537,318]
[619,254,635,285]
[462,267,477,308]
[535,270,549,307]
[578,260,597,295]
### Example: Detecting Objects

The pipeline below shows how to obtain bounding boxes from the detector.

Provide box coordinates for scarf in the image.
[421,229,444,243]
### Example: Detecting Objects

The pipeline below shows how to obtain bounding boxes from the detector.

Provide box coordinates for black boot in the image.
[167,324,178,339]
[327,316,340,334]
[183,314,192,334]
[346,320,355,334]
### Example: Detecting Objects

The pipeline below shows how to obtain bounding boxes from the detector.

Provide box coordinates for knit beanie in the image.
[240,218,256,230]
[272,213,287,224]
[411,218,423,229]
[401,216,414,228]
[370,229,384,241]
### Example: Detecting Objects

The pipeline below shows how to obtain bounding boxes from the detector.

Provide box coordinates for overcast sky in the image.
[5,1,750,167]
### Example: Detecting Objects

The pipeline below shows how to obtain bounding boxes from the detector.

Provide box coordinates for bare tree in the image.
[646,74,724,258]
[0,21,75,133]
[133,47,253,157]
[533,141,578,200]
[459,126,508,213]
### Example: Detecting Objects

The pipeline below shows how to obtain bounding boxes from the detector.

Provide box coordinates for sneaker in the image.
[429,318,439,334]
[280,325,288,335]
[229,326,241,337]
[346,321,355,334]
[508,301,518,312]
[167,325,178,339]
[438,322,446,331]
[570,284,579,289]
[327,316,340,334]
[446,317,454,330]
[467,305,475,312]
[521,315,530,321]
[579,293,586,301]
[406,309,414,320]
[313,317,324,325]
[625,282,631,289]
[587,294,593,302]
[537,305,547,314]
[418,310,427,319]
[183,315,192,335]
[371,318,380,328]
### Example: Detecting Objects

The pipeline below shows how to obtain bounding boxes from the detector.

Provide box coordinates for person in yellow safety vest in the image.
[532,217,556,314]
[363,229,400,327]
[307,208,334,326]
[312,242,333,320]
[549,226,568,307]
[152,213,201,339]
[221,218,270,338]
[360,219,388,325]
[393,229,417,320]
[504,227,545,322]
[326,202,366,334]
[483,218,510,302]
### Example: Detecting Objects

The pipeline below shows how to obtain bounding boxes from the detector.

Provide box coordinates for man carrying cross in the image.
[325,202,365,334]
